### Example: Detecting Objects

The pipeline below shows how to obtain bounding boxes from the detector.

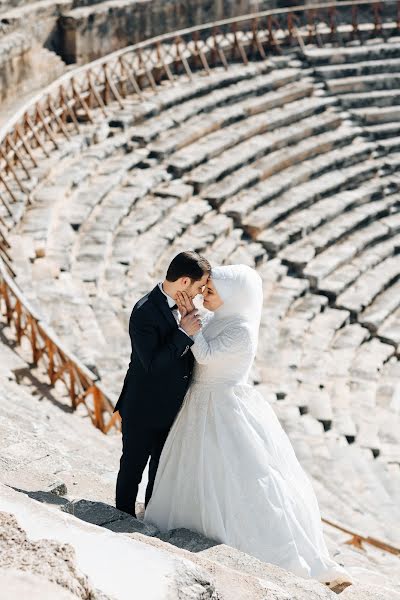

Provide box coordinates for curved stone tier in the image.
[1,6,400,593]
[2,31,399,521]
[1,338,400,597]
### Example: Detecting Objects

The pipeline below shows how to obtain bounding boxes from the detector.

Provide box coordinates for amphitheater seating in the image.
[1,327,400,592]
[304,39,400,147]
[1,24,400,596]
[4,42,399,443]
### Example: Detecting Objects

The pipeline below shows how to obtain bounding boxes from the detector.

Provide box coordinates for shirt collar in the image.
[158,282,176,308]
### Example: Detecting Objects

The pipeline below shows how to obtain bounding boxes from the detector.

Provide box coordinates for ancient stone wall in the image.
[0,0,278,111]
[0,1,70,116]
[59,0,278,64]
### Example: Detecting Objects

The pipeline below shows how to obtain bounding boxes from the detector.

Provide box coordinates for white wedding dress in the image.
[145,265,351,585]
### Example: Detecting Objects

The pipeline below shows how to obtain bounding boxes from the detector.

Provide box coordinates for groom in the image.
[115,251,211,517]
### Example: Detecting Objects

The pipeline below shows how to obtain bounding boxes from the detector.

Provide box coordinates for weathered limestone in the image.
[0,0,68,114]
[1,40,400,600]
[0,512,108,600]
[59,0,278,64]
[0,569,77,600]
[308,38,400,144]
[0,484,219,600]
[277,190,399,271]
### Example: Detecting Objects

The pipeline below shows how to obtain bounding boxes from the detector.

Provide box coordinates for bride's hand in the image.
[176,291,195,318]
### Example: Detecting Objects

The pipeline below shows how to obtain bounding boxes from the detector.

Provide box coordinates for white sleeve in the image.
[191,325,249,365]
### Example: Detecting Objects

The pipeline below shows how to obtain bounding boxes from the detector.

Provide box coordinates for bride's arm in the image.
[191,324,249,364]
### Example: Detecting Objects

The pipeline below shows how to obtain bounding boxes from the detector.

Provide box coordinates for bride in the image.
[144,264,353,592]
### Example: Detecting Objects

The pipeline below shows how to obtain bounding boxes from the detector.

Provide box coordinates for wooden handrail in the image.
[0,0,400,424]
[0,0,398,428]
[0,259,120,432]
[0,1,399,238]
[322,517,400,555]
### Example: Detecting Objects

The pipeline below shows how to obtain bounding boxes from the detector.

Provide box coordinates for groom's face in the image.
[180,273,209,298]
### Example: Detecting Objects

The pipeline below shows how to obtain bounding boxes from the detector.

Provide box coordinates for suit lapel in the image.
[149,285,178,328]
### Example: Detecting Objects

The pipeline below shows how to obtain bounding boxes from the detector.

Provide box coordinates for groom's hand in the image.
[180,311,202,337]
[176,291,195,318]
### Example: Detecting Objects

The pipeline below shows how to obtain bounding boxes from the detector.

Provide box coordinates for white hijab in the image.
[209,264,263,347]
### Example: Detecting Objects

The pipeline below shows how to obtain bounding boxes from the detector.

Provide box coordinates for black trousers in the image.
[115,413,170,518]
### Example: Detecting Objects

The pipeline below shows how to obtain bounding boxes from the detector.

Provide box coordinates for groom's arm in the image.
[130,308,194,375]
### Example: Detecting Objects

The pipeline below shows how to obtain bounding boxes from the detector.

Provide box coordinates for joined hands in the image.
[177,291,202,336]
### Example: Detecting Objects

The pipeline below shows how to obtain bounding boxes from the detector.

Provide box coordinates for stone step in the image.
[302,220,390,287]
[153,210,235,280]
[243,157,380,241]
[26,275,109,370]
[359,279,400,334]
[168,97,337,179]
[134,69,306,149]
[72,186,154,285]
[0,484,225,600]
[331,323,370,350]
[350,338,396,382]
[147,78,313,158]
[318,232,400,299]
[376,136,400,154]
[314,57,400,79]
[258,276,310,322]
[378,305,400,348]
[326,73,400,94]
[365,122,400,139]
[304,42,400,66]
[66,158,146,231]
[254,151,382,255]
[228,241,266,267]
[336,255,400,315]
[111,194,180,265]
[110,59,278,128]
[0,374,120,506]
[351,105,400,125]
[205,228,244,266]
[188,107,340,195]
[203,124,360,207]
[339,89,400,109]
[299,191,400,285]
[276,186,399,270]
[219,126,367,220]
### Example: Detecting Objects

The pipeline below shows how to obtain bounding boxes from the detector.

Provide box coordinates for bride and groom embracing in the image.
[114,251,352,593]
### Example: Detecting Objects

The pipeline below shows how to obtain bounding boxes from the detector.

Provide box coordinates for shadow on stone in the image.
[61,499,159,537]
[11,487,70,507]
[159,528,220,553]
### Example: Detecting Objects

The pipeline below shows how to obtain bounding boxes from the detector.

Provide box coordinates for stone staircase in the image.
[305,37,400,150]
[0,0,69,116]
[1,346,400,598]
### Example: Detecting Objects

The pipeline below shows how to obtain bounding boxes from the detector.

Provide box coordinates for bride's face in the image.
[203,278,224,311]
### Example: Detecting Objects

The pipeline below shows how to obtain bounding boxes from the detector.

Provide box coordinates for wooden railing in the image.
[322,517,400,555]
[1,0,399,252]
[0,259,120,432]
[0,0,399,435]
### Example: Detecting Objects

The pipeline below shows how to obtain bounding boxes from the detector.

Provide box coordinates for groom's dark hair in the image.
[166,251,211,282]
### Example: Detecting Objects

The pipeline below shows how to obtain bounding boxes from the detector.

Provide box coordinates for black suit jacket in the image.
[114,285,195,429]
